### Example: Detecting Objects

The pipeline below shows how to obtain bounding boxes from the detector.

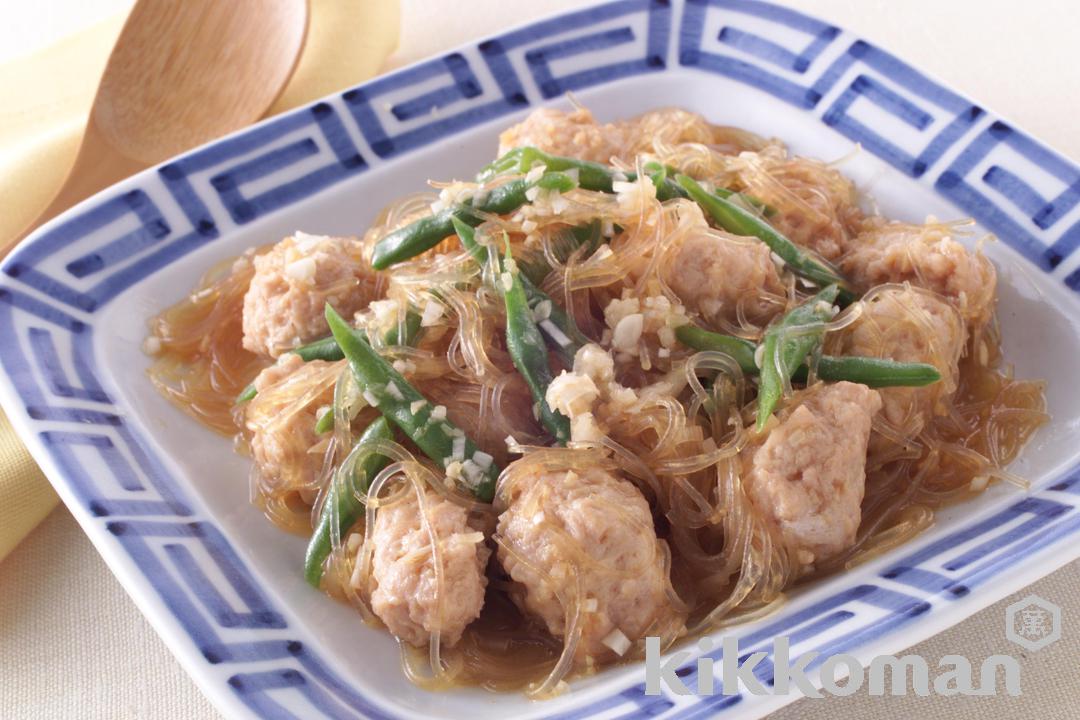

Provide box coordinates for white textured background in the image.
[2,1,1079,718]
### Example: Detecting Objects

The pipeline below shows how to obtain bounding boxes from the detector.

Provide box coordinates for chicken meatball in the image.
[623,107,755,157]
[744,382,882,572]
[663,205,786,328]
[498,107,762,166]
[830,286,964,448]
[735,153,864,263]
[245,353,336,490]
[498,107,622,164]
[496,465,674,661]
[840,221,996,326]
[242,232,379,357]
[370,488,490,647]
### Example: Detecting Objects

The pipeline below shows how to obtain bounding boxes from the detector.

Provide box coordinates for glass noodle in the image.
[145,109,1047,695]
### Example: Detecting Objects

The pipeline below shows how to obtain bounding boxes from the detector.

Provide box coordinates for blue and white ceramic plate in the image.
[4,1,1080,717]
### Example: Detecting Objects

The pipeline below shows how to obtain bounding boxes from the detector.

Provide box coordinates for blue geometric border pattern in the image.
[342,0,670,161]
[2,1,1080,719]
[679,0,842,109]
[342,50,528,160]
[815,41,983,179]
[678,0,1080,283]
[480,0,670,100]
[5,101,366,314]
[936,121,1080,274]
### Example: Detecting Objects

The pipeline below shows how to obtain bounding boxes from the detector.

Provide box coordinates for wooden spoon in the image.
[10,0,309,247]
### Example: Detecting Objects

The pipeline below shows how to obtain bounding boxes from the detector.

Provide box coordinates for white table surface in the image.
[2,1,1079,718]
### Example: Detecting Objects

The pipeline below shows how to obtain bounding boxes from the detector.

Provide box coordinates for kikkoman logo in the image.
[644,637,1021,698]
[645,593,1061,698]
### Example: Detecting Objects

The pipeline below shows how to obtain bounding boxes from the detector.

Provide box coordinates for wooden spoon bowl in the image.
[12,0,308,247]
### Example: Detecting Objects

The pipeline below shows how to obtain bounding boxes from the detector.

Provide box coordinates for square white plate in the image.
[4,1,1080,718]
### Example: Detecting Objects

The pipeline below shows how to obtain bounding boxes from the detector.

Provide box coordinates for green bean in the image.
[520,276,588,366]
[639,166,772,208]
[235,383,258,404]
[478,147,778,212]
[237,311,423,407]
[293,336,347,363]
[314,406,336,435]
[496,240,571,444]
[757,285,840,430]
[452,217,588,365]
[812,356,941,388]
[241,346,355,405]
[676,325,941,388]
[675,174,854,302]
[294,311,420,361]
[478,147,616,191]
[644,162,775,210]
[481,147,676,198]
[371,171,578,269]
[303,416,393,587]
[640,161,689,201]
[326,305,499,501]
[453,214,491,265]
[385,311,422,348]
[675,325,758,374]
[317,312,423,435]
[518,220,603,286]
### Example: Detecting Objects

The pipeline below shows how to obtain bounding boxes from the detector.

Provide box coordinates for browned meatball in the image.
[498,107,623,164]
[841,221,996,326]
[496,465,675,661]
[830,285,964,446]
[743,382,882,572]
[370,488,490,647]
[242,233,379,357]
[735,153,863,262]
[245,354,336,490]
[663,206,786,329]
[498,107,763,166]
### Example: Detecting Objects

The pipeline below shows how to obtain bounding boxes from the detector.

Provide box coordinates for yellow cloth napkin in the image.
[0,0,400,562]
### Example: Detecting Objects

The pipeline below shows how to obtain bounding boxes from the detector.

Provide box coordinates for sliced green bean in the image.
[293,336,347,362]
[640,161,689,201]
[498,241,571,444]
[453,217,587,365]
[310,311,423,363]
[518,220,603,286]
[371,171,578,269]
[479,147,775,211]
[638,162,780,212]
[478,147,616,191]
[235,383,258,404]
[237,311,423,407]
[384,311,422,348]
[453,214,490,264]
[813,356,940,388]
[757,285,840,430]
[326,305,499,501]
[317,312,423,435]
[314,407,336,435]
[303,416,393,587]
[481,147,681,199]
[520,276,588,366]
[675,325,758,374]
[676,174,854,302]
[676,325,941,388]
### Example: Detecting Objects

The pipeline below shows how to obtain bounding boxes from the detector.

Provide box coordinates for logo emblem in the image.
[1005,594,1061,651]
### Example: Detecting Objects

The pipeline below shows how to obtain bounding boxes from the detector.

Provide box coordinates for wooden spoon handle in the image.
[6,121,144,254]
